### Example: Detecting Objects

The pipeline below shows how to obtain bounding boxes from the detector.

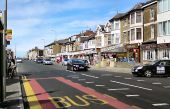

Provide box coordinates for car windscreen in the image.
[45,59,51,61]
[72,59,84,64]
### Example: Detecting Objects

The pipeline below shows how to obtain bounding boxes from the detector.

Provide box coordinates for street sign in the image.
[5,29,12,40]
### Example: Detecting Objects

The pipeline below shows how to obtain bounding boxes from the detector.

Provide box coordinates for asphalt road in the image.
[18,60,170,109]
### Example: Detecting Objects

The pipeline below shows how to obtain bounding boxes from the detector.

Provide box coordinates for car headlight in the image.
[137,66,143,70]
[73,65,79,67]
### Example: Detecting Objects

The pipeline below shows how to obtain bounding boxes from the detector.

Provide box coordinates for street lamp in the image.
[41,39,45,58]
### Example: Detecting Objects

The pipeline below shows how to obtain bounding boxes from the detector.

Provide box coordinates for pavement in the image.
[90,66,131,74]
[0,76,24,109]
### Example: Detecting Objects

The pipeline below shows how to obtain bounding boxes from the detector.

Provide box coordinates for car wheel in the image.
[144,70,152,77]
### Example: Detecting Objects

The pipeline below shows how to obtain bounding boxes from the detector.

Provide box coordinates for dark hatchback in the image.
[67,59,89,71]
[36,58,43,63]
[132,60,170,77]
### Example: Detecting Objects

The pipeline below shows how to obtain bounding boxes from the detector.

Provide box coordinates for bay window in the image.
[131,29,135,41]
[131,13,135,24]
[136,12,142,23]
[136,28,141,40]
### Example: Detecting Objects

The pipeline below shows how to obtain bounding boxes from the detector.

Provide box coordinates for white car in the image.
[16,58,23,63]
[43,59,53,65]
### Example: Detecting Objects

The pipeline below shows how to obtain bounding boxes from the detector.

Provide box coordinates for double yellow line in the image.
[22,76,43,109]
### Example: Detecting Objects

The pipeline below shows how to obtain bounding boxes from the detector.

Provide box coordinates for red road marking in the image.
[56,77,136,109]
[29,79,58,109]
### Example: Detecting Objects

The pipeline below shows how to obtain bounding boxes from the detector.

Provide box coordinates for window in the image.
[111,22,114,31]
[115,22,119,30]
[150,8,154,21]
[131,13,135,24]
[136,12,141,23]
[143,50,154,60]
[131,29,135,41]
[108,35,112,45]
[115,37,120,44]
[168,21,170,35]
[151,25,154,39]
[158,0,163,13]
[163,49,170,59]
[159,22,163,36]
[163,21,167,35]
[111,34,114,44]
[136,28,141,40]
[164,0,168,12]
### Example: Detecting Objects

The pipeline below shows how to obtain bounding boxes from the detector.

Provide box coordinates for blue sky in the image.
[0,0,146,57]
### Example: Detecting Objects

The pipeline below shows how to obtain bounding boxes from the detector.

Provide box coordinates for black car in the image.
[132,60,170,77]
[36,58,43,63]
[67,59,89,71]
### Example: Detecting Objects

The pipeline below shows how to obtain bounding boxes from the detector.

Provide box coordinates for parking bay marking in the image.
[110,80,152,91]
[81,74,99,79]
[95,85,105,87]
[163,86,170,88]
[108,88,129,91]
[152,82,162,85]
[152,103,169,106]
[126,95,140,97]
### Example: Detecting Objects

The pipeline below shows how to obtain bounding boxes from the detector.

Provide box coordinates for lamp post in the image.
[0,0,8,102]
[41,39,45,58]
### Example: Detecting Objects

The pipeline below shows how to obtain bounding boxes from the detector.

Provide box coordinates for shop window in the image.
[163,49,170,59]
[131,29,135,41]
[144,50,154,60]
[136,28,141,40]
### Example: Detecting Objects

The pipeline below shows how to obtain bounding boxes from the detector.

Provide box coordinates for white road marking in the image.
[110,80,152,91]
[137,80,145,82]
[81,74,99,78]
[101,74,113,76]
[66,70,76,73]
[114,76,121,78]
[124,78,132,80]
[152,82,162,85]
[126,95,140,97]
[72,77,79,79]
[85,82,94,84]
[152,103,169,106]
[108,88,129,91]
[78,79,86,81]
[95,85,105,87]
[163,86,170,88]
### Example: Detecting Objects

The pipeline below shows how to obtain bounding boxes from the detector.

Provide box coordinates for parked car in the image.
[36,58,43,63]
[67,59,89,71]
[62,58,69,66]
[43,59,53,65]
[16,58,23,63]
[82,59,90,67]
[132,60,170,77]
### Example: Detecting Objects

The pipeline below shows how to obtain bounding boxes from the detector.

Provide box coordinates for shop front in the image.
[125,43,140,63]
[141,41,157,64]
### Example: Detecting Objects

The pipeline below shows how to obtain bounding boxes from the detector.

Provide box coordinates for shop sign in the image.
[5,29,12,40]
[141,44,157,50]
[125,44,138,49]
[157,43,170,49]
[101,44,121,52]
